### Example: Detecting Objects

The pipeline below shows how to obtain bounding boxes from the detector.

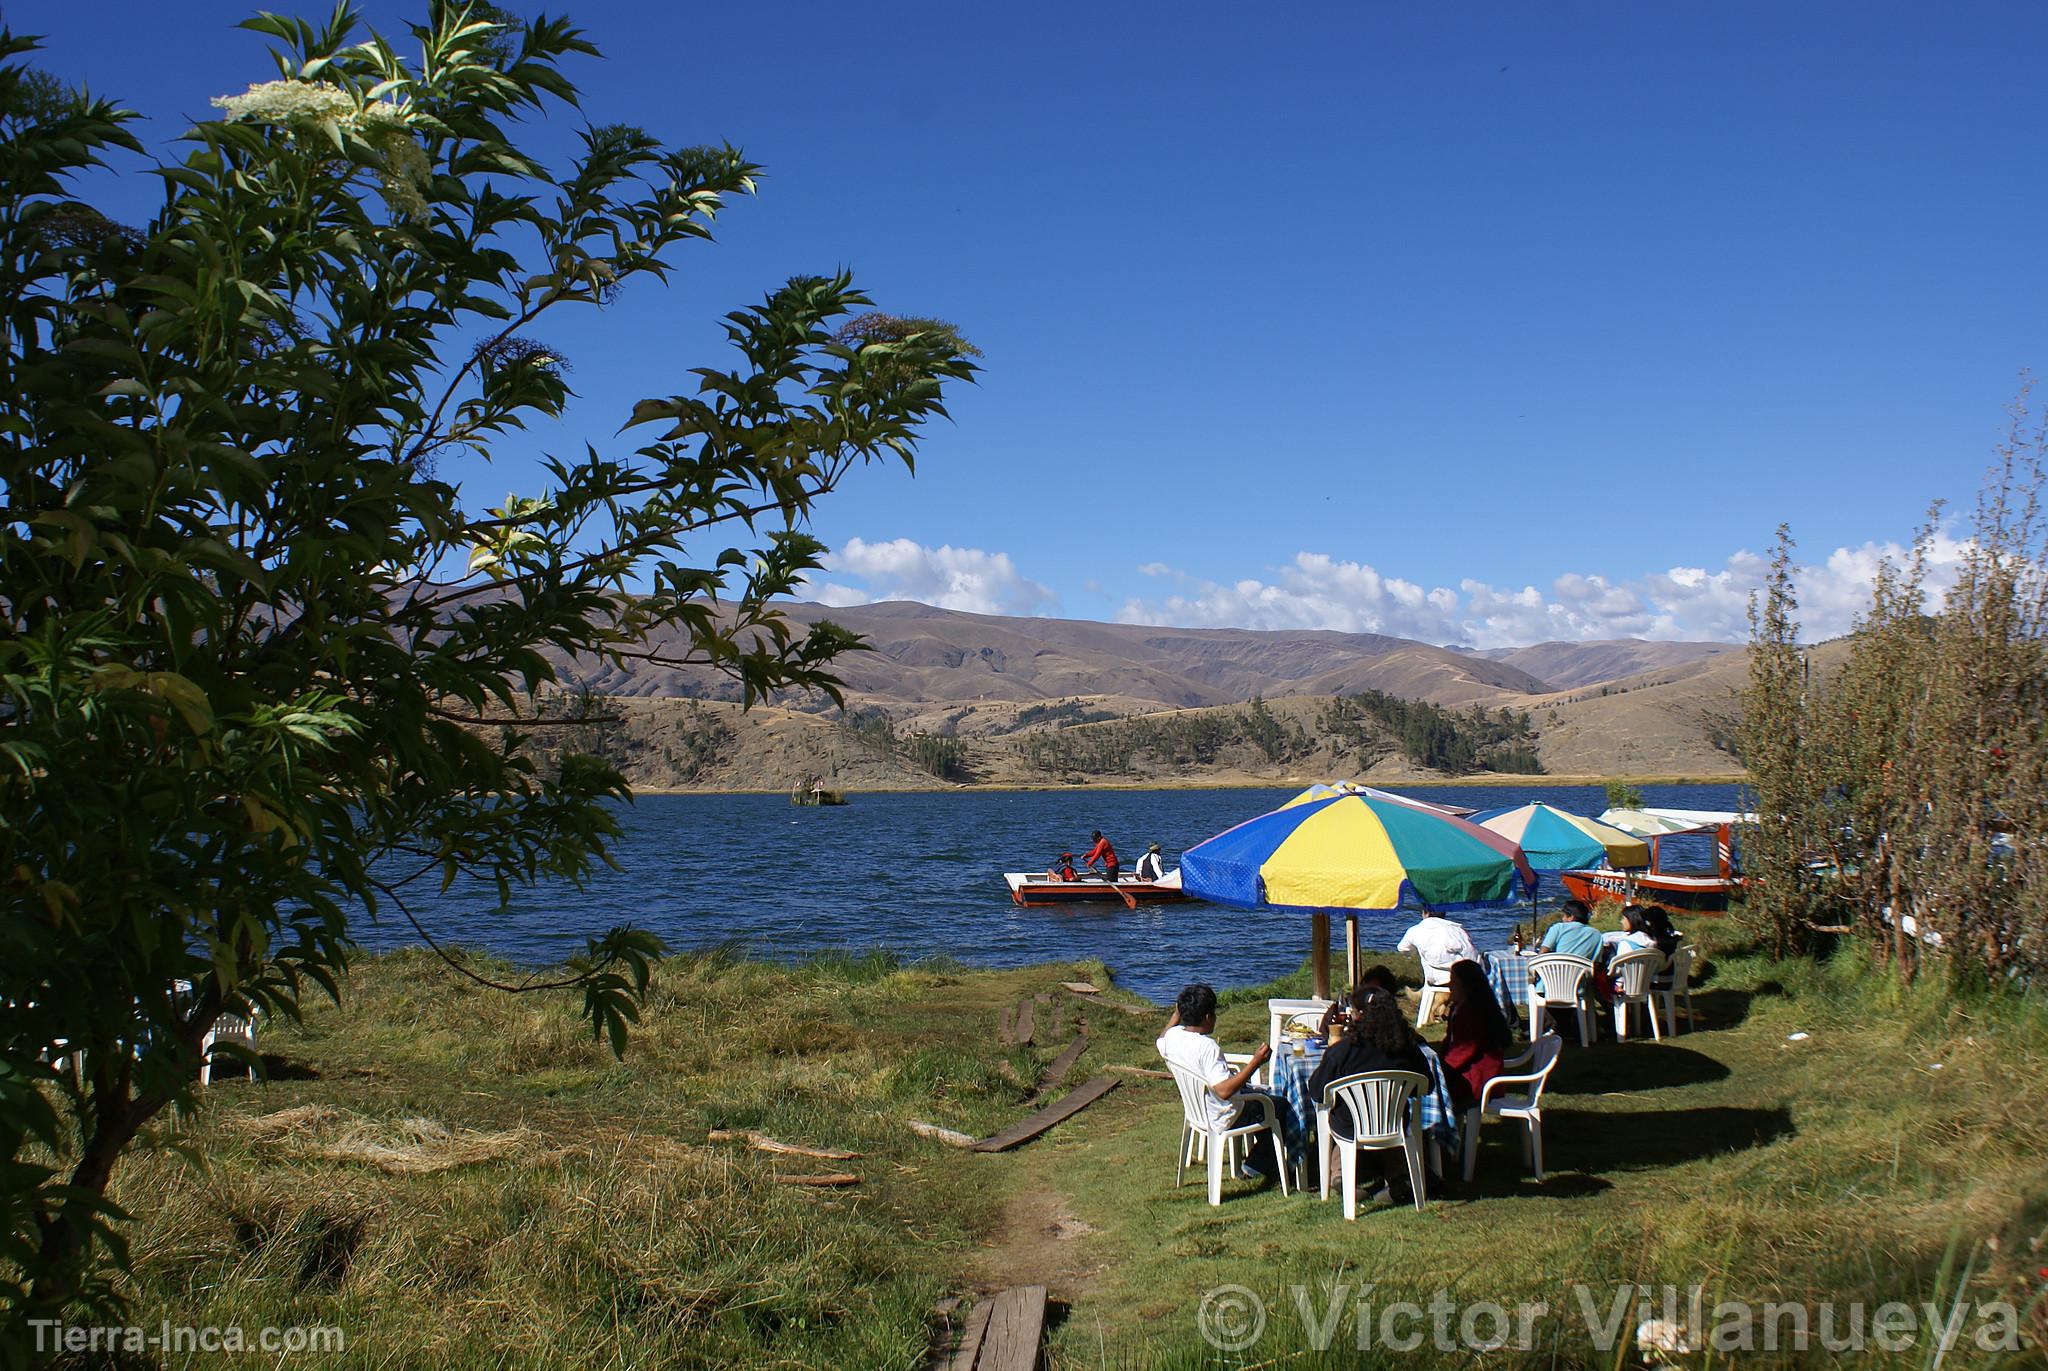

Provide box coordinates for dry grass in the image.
[107,946,1156,1370]
[237,1104,535,1175]
[96,932,2046,1369]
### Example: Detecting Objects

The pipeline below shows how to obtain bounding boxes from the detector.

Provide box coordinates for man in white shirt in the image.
[1396,910,1482,986]
[1133,843,1165,882]
[1155,984,1275,1171]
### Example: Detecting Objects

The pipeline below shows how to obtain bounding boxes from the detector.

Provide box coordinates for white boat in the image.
[1002,867,1189,908]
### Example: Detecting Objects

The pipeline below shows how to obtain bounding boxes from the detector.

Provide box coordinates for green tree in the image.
[1604,779,1644,810]
[1737,525,1820,958]
[0,3,974,1320]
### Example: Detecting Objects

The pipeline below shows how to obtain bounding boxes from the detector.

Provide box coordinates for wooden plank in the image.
[978,1285,1048,1371]
[1026,1034,1088,1104]
[907,1119,977,1148]
[1013,997,1036,1046]
[1106,1064,1171,1080]
[772,1172,859,1187]
[945,1297,994,1371]
[1069,992,1153,1018]
[1061,981,1100,995]
[971,1076,1119,1153]
[707,1129,859,1160]
[997,1004,1017,1046]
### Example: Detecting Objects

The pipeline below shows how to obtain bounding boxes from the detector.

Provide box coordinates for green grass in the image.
[98,926,2047,1369]
[1033,924,2048,1368]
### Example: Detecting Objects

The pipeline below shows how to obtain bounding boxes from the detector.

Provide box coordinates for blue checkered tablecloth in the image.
[1485,950,1536,1030]
[1266,1041,1459,1170]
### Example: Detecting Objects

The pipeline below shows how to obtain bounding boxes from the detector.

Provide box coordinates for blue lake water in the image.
[363,782,1745,1004]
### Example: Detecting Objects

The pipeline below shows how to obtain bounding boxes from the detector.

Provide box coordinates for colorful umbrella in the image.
[1597,808,1709,838]
[1476,802,1650,873]
[1180,791,1537,914]
[1280,781,1478,818]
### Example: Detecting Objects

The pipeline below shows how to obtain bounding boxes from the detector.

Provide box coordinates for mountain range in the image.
[537,601,1752,788]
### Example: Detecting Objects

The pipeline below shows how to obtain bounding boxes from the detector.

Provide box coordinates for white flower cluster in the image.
[211,79,355,127]
[211,80,432,224]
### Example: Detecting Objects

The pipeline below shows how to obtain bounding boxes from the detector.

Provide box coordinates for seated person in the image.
[1133,842,1165,882]
[1397,910,1482,988]
[1540,900,1605,960]
[1440,959,1513,1115]
[1537,900,1607,1004]
[1639,905,1683,961]
[1354,963,1403,998]
[1307,988,1431,1198]
[1046,853,1078,882]
[1156,984,1277,1176]
[1600,906,1659,964]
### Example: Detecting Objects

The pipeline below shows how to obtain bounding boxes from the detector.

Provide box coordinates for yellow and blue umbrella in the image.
[1181,791,1537,913]
[1475,802,1650,874]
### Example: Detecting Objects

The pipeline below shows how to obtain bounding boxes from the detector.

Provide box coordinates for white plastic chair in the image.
[1526,954,1598,1047]
[1316,1070,1427,1219]
[1414,965,1452,1029]
[1654,945,1695,1033]
[1266,998,1332,1067]
[200,1009,256,1086]
[1609,948,1665,1041]
[1167,1063,1289,1205]
[1460,1033,1563,1181]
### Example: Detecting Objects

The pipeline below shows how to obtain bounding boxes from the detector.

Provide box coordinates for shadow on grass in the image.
[1443,1164,1615,1201]
[1548,1045,1731,1095]
[1545,1104,1795,1172]
[258,1053,322,1081]
[1685,986,1779,1032]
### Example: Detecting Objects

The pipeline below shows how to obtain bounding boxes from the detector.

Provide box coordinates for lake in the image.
[362,782,1746,1004]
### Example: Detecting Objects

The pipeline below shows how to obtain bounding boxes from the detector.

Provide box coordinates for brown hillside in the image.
[1477,638,1739,691]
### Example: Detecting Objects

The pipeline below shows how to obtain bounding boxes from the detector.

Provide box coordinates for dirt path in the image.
[968,1182,1104,1301]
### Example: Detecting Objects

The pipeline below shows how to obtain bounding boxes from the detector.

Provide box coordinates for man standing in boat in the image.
[1081,830,1120,884]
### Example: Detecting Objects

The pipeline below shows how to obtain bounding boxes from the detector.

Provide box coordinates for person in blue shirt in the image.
[1536,900,1610,1012]
[1541,900,1606,961]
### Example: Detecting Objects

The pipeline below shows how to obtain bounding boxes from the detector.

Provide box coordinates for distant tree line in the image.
[838,706,969,781]
[1318,691,1544,774]
[1012,697,1313,776]
[993,698,1119,733]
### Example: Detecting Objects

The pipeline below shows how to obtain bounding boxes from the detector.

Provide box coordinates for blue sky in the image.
[23,1,2046,644]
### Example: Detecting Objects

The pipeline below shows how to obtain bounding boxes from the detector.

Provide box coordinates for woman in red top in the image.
[1439,958,1513,1115]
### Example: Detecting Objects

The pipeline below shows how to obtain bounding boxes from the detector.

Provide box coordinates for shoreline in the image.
[626,772,1748,796]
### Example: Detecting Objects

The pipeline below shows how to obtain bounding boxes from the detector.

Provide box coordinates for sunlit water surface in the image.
[363,783,1744,1003]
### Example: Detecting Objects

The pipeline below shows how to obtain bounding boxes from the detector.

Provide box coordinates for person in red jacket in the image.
[1081,830,1120,883]
[1440,958,1513,1115]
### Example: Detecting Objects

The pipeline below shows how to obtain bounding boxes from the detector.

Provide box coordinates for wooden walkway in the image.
[941,1286,1047,1371]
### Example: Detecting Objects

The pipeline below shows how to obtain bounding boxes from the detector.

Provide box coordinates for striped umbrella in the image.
[1476,802,1650,874]
[1597,808,1707,838]
[1182,791,1537,994]
[1280,781,1478,818]
[1181,791,1536,914]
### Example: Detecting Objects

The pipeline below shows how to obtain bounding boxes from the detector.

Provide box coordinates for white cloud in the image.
[1116,533,1971,648]
[809,536,1056,616]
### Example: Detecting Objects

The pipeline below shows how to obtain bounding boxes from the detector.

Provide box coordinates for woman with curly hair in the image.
[1309,987,1429,1136]
[1307,987,1431,1198]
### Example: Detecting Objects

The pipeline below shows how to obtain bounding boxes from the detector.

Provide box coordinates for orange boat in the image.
[1560,814,1744,913]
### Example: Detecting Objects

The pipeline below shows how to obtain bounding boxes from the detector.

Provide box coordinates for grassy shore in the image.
[107,923,2043,1369]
